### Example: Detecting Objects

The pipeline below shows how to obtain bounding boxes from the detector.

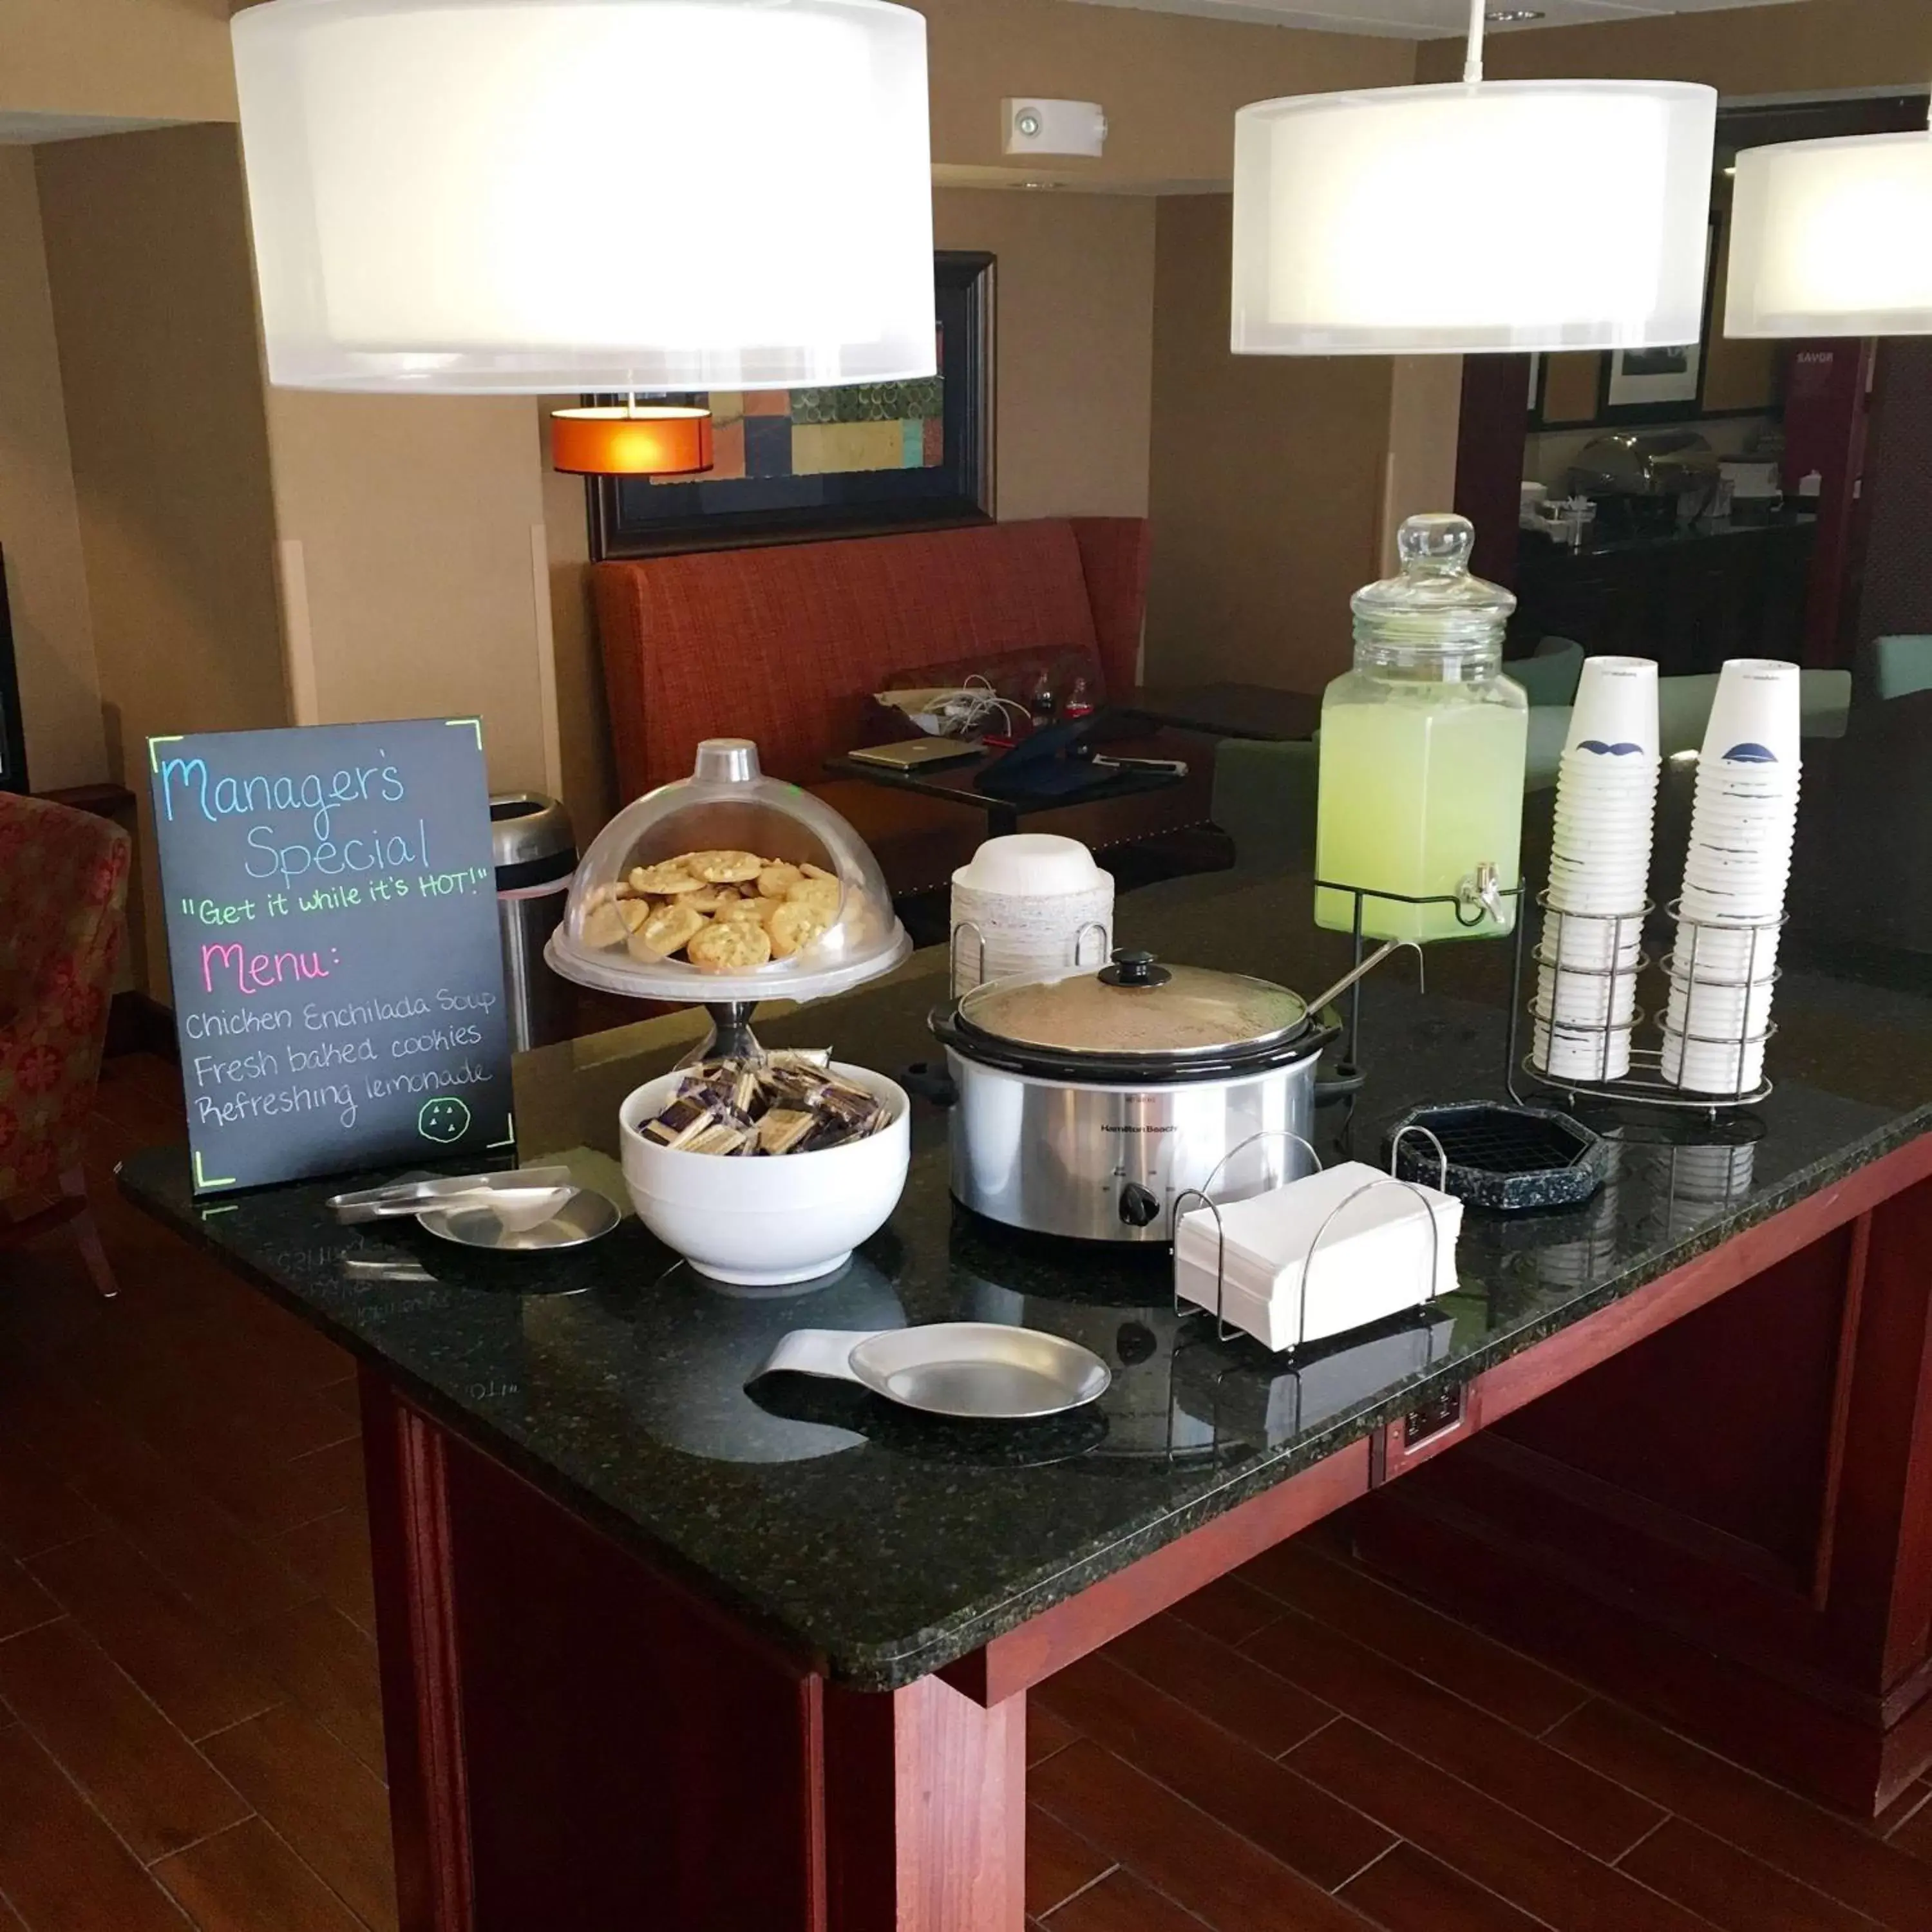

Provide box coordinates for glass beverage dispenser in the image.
[1315,513,1528,943]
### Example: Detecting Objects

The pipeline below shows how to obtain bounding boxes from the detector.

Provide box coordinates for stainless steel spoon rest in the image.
[755,1323,1111,1421]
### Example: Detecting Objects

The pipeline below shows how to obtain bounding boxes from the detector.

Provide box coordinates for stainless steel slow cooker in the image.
[929,947,1349,1243]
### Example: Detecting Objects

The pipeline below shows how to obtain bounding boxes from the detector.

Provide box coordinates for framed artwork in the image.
[0,550,27,796]
[1602,340,1703,414]
[589,251,995,560]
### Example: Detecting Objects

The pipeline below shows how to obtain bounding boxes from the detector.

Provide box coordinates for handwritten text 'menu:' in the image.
[203,943,336,996]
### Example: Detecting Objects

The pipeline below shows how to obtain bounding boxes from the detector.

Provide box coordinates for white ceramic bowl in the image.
[619,1063,911,1290]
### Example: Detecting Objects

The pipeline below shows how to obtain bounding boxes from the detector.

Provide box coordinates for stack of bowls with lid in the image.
[1535,658,1660,1083]
[1664,660,1799,1094]
[949,835,1113,994]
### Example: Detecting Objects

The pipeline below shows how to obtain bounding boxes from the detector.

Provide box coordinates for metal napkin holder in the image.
[1171,1125,1452,1352]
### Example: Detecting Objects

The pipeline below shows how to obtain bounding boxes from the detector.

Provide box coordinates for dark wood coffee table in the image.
[1120,681,1321,742]
[823,728,1217,848]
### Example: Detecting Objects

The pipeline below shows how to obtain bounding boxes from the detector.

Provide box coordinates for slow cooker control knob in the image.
[1117,1182,1162,1228]
[1100,949,1172,989]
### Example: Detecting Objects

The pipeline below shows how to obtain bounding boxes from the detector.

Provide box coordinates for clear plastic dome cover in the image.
[545,739,910,1003]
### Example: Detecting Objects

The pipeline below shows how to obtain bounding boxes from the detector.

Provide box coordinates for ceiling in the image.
[0,111,186,146]
[1065,0,1803,41]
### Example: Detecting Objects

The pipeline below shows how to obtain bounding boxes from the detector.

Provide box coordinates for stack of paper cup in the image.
[1664,661,1799,1094]
[949,835,1113,993]
[1535,658,1661,1083]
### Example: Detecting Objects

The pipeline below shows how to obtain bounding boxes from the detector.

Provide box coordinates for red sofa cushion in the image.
[592,517,1149,801]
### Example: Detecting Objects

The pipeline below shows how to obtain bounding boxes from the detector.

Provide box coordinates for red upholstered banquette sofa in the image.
[591,517,1150,804]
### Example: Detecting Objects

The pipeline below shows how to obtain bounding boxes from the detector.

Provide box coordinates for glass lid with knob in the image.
[1350,513,1517,655]
[955,949,1311,1063]
[545,739,910,1005]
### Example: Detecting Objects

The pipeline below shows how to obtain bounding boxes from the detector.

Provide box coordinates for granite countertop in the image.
[121,706,1932,1690]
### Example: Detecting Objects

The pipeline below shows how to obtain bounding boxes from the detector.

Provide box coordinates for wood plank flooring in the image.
[5,1051,1931,1932]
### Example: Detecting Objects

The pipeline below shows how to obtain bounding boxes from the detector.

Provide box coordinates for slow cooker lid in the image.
[956,949,1309,1061]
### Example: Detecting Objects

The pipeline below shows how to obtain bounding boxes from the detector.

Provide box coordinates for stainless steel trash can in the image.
[491,793,576,1052]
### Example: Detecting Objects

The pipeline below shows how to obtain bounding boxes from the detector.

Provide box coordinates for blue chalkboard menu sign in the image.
[148,719,514,1194]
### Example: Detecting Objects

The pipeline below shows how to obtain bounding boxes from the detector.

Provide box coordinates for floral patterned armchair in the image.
[0,792,131,1295]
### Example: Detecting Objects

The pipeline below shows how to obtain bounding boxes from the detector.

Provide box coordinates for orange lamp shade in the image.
[551,406,714,477]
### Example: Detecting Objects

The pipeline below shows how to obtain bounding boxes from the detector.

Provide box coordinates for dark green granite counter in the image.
[120,705,1932,1690]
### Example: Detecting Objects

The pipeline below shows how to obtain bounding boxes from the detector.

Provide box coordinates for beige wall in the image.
[1145,194,1392,695]
[0,0,235,120]
[0,147,104,791]
[934,187,1157,520]
[37,124,289,996]
[1415,0,1931,89]
[916,0,1410,184]
[262,390,554,797]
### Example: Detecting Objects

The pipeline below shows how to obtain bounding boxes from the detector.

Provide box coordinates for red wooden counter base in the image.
[1352,1141,1932,1819]
[357,1133,1932,1930]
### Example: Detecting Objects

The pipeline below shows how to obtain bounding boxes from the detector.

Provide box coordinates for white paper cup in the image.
[1671,922,1781,979]
[1698,659,1801,778]
[1542,907,1643,971]
[1665,1032,1766,1095]
[1564,656,1660,760]
[1667,969,1776,1039]
[1533,1015,1632,1083]
[1537,961,1638,1030]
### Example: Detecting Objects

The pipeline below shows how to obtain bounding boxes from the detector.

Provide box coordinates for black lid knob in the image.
[1100,948,1171,989]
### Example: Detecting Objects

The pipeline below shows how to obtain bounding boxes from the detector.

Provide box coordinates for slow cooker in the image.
[928,947,1362,1243]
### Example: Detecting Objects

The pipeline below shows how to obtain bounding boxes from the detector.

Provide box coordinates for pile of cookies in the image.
[578,849,845,971]
[641,1052,889,1157]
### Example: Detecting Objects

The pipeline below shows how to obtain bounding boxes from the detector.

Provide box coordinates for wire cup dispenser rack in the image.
[1312,862,1778,1118]
[1510,893,1784,1113]
[1171,1125,1453,1353]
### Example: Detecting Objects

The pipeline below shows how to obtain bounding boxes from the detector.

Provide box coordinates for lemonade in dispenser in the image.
[1315,514,1528,943]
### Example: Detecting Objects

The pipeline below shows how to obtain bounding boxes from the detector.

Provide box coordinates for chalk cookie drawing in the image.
[419,1097,473,1143]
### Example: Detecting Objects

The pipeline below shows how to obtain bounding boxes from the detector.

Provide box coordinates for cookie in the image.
[716,896,776,925]
[769,900,831,958]
[687,886,744,914]
[616,898,652,933]
[786,876,842,917]
[629,861,705,896]
[681,849,766,884]
[641,904,708,956]
[801,862,836,881]
[757,862,804,900]
[581,902,629,949]
[687,919,773,971]
[582,882,613,911]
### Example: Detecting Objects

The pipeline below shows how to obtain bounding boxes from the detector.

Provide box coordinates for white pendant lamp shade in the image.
[1231,80,1717,355]
[230,0,937,392]
[1727,132,1932,338]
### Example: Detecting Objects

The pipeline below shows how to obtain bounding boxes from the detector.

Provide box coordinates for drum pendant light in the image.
[1231,0,1716,355]
[1726,108,1932,338]
[229,0,937,395]
[550,403,714,477]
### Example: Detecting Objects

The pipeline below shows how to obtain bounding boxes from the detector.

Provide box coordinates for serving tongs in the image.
[327,1166,574,1225]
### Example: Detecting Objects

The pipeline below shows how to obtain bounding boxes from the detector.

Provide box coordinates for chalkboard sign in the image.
[148,719,513,1194]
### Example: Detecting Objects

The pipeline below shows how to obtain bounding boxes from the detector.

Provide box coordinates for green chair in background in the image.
[1869,635,1932,701]
[1655,670,1852,754]
[1502,637,1586,709]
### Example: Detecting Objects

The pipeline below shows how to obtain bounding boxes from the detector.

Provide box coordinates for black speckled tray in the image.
[1383,1101,1605,1211]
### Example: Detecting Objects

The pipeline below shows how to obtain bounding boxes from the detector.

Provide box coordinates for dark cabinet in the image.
[1512,518,1816,672]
